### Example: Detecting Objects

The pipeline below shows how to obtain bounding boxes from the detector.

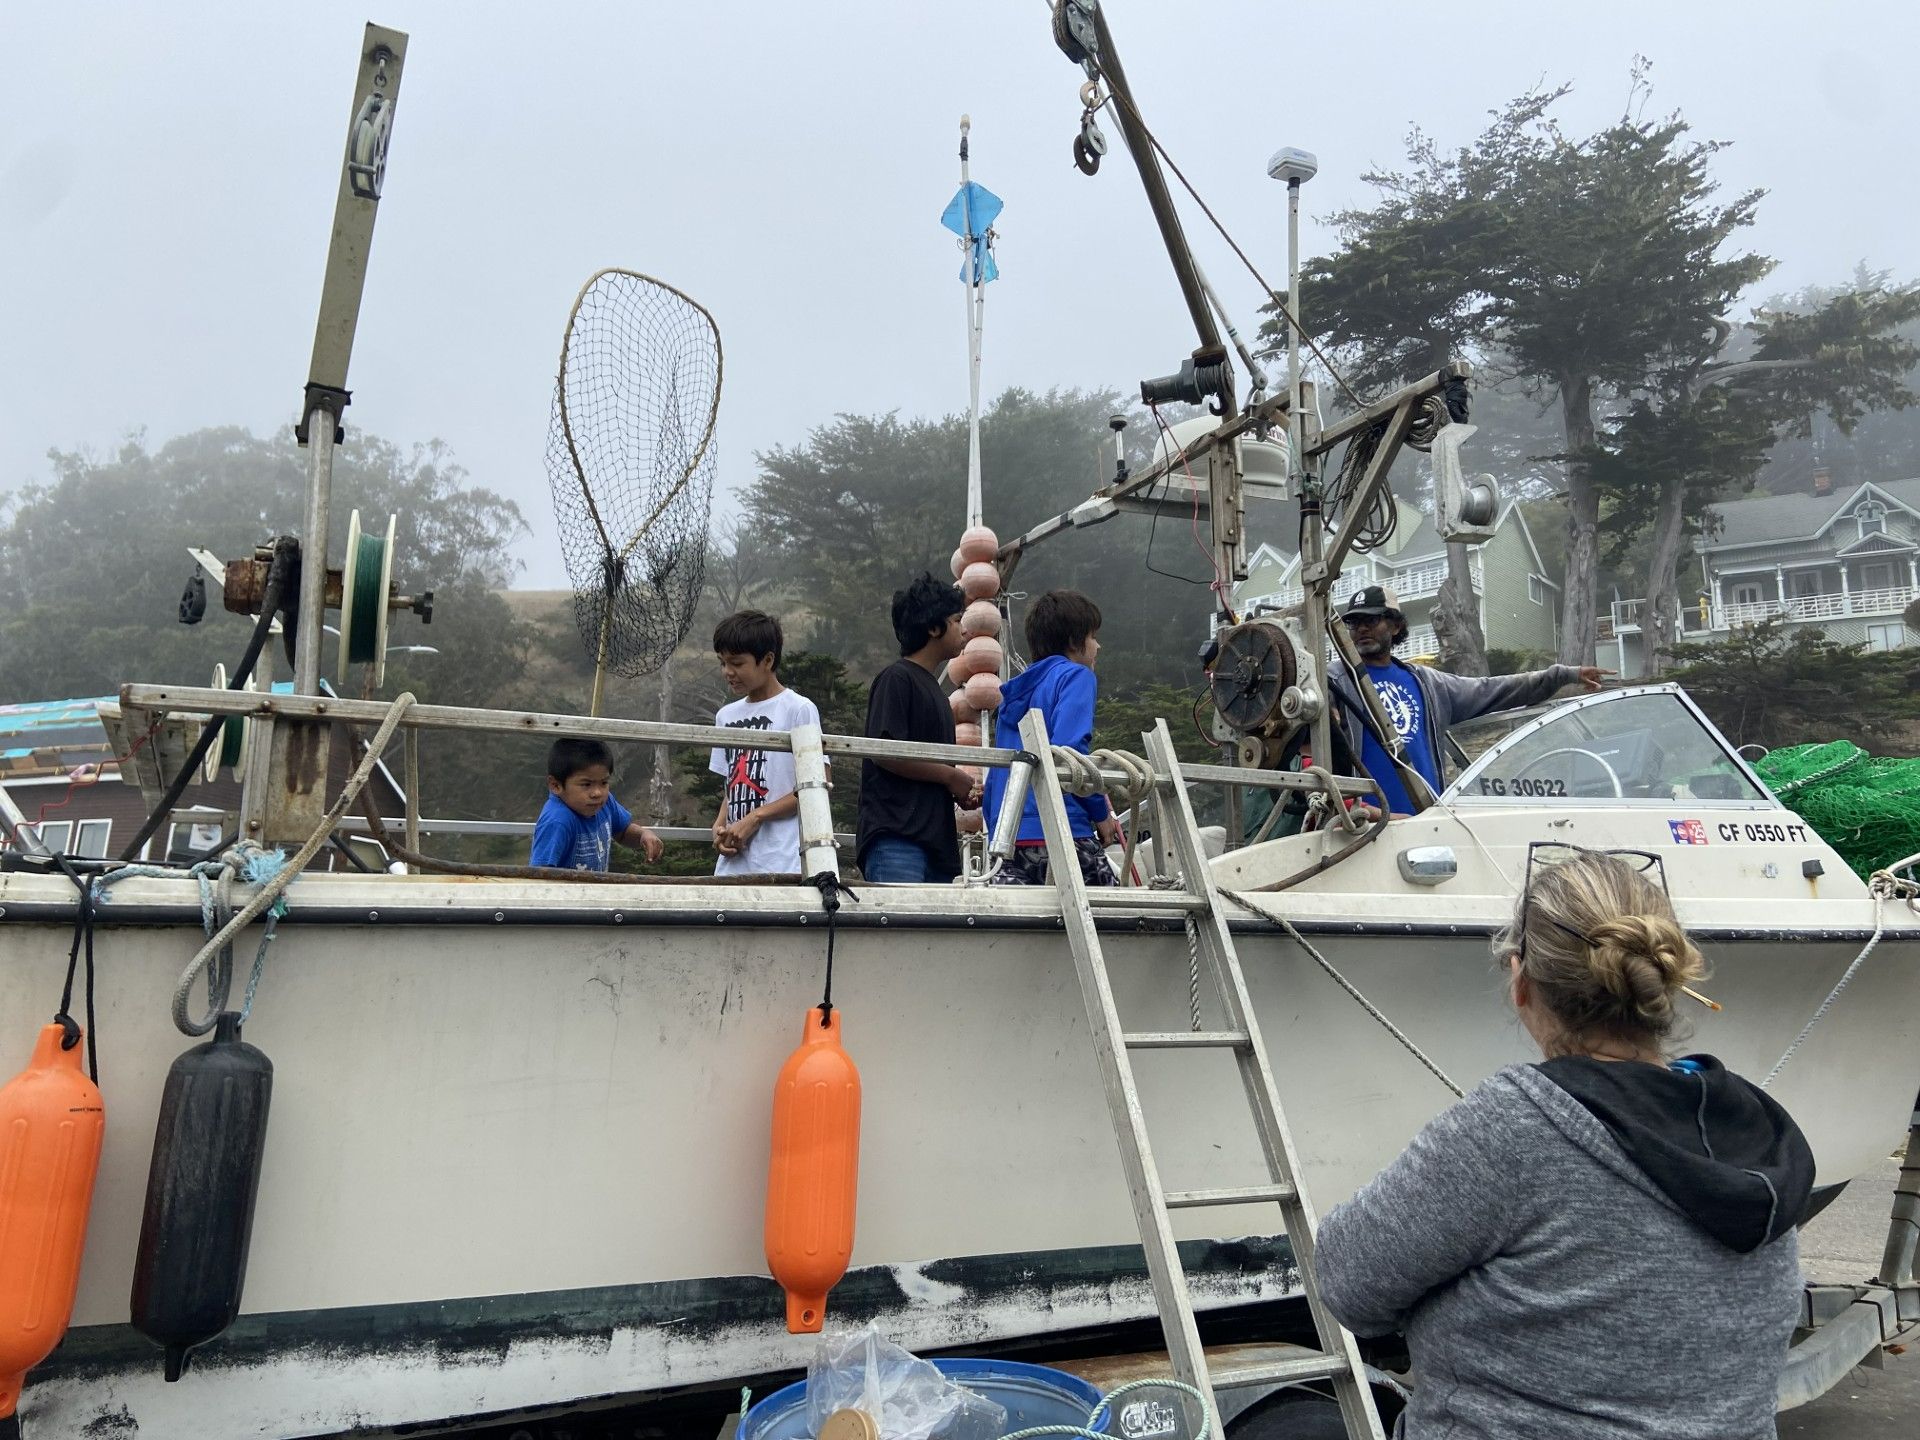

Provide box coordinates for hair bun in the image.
[1584,915,1703,1028]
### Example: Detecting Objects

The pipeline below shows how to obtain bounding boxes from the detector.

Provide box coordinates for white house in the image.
[1604,473,1920,676]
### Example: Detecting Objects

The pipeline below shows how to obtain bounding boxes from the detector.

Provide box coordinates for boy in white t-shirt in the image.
[709,610,825,875]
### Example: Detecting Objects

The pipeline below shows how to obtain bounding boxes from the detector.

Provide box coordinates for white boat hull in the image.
[4,805,1916,1436]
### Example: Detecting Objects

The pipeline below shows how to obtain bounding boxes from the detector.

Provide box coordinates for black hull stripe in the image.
[30,1236,1296,1390]
[0,898,1906,945]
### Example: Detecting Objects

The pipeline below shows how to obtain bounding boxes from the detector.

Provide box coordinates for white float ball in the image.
[957,525,1000,564]
[964,671,1003,710]
[959,562,1000,601]
[960,600,1002,640]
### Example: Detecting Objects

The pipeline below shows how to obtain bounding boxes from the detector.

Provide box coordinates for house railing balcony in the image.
[1605,585,1918,640]
[1717,585,1916,628]
[1239,558,1482,615]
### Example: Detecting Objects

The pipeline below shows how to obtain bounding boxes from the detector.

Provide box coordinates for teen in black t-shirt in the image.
[857,573,980,882]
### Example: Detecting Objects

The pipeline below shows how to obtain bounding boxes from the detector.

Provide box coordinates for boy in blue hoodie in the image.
[984,590,1120,886]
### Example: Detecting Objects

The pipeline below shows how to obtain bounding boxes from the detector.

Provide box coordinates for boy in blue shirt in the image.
[983,589,1120,886]
[529,737,664,871]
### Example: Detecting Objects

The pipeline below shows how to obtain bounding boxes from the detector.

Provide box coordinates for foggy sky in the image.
[2,1,1911,590]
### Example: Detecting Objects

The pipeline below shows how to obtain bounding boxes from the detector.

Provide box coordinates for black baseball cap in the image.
[1342,584,1404,620]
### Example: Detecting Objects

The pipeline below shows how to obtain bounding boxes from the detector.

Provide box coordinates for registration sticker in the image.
[1669,819,1710,845]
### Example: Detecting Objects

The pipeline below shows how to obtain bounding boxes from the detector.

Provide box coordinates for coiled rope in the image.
[166,692,415,1036]
[1054,745,1157,885]
[1001,1377,1211,1440]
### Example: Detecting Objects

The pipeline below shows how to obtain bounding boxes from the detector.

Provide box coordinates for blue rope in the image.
[95,844,290,1025]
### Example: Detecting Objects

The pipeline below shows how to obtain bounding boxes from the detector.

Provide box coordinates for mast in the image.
[293,24,408,694]
[959,115,986,531]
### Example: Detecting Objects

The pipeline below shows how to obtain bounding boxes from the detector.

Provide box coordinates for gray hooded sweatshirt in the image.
[1326,657,1582,782]
[1316,1061,1811,1439]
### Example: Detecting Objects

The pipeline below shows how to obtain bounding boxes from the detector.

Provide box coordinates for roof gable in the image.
[1703,476,1920,550]
[1835,531,1915,557]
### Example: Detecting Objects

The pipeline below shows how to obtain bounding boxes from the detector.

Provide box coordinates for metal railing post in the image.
[791,723,838,881]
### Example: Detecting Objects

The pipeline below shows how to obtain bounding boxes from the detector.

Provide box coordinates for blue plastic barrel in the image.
[740,1356,1110,1439]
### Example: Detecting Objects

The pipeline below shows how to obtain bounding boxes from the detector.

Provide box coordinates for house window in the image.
[1788,571,1824,598]
[1858,501,1887,538]
[166,820,226,863]
[1860,561,1896,593]
[30,821,70,854]
[20,819,108,857]
[1866,623,1905,652]
[1527,575,1547,605]
[1731,581,1763,606]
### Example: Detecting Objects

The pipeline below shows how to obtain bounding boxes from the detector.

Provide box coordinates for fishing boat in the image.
[3,9,1917,1440]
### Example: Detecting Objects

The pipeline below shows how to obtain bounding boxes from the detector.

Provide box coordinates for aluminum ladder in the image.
[1019,710,1386,1440]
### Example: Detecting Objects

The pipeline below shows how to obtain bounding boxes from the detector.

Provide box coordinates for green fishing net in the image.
[1753,741,1920,880]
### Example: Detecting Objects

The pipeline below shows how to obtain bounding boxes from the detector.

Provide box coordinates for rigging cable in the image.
[1065,27,1366,410]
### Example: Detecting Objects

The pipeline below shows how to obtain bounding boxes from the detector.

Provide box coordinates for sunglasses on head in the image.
[1515,841,1666,969]
[1514,842,1718,1012]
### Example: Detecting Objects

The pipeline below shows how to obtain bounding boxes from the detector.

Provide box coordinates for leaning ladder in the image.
[1020,711,1386,1440]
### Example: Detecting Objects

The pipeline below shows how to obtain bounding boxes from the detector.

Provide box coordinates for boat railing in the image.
[119,682,1383,883]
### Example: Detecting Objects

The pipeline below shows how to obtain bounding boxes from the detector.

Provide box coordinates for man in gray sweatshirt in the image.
[1329,584,1607,813]
[1315,1054,1812,1438]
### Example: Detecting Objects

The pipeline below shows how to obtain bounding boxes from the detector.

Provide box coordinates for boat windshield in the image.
[1445,687,1772,806]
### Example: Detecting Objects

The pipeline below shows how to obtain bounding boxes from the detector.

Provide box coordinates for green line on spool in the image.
[216,714,243,770]
[344,528,386,665]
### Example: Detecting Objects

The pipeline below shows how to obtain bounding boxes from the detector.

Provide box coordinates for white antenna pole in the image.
[960,114,986,530]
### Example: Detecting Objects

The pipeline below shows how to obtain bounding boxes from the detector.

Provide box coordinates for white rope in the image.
[1054,744,1157,884]
[1221,889,1465,1099]
[170,693,415,1036]
[1182,913,1204,1032]
[1761,883,1890,1090]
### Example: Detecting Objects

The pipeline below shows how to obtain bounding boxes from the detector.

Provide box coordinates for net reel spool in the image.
[201,663,258,784]
[1207,619,1322,767]
[337,510,399,687]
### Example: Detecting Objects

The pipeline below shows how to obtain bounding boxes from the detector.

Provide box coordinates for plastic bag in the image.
[804,1325,1007,1440]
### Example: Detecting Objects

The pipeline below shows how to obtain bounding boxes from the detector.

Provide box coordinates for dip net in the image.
[1752,740,1920,880]
[545,269,722,706]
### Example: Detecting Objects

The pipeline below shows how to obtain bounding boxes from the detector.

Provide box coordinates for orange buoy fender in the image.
[0,1023,106,1425]
[764,1005,860,1334]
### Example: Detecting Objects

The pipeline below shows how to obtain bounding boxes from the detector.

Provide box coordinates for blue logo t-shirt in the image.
[529,792,633,871]
[1357,662,1439,815]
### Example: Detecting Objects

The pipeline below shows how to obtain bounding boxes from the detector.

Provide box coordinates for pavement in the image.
[1781,1156,1918,1435]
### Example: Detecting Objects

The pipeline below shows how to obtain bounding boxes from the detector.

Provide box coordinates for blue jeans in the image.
[861,836,956,884]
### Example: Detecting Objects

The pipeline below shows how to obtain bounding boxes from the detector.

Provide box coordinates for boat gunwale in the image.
[0,889,1906,944]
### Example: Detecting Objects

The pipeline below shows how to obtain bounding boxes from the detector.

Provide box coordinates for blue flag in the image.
[940,181,1002,285]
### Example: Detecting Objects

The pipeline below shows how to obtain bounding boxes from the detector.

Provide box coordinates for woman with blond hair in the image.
[1316,847,1813,1439]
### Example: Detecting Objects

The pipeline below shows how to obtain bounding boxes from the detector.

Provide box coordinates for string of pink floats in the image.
[946,525,1003,835]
